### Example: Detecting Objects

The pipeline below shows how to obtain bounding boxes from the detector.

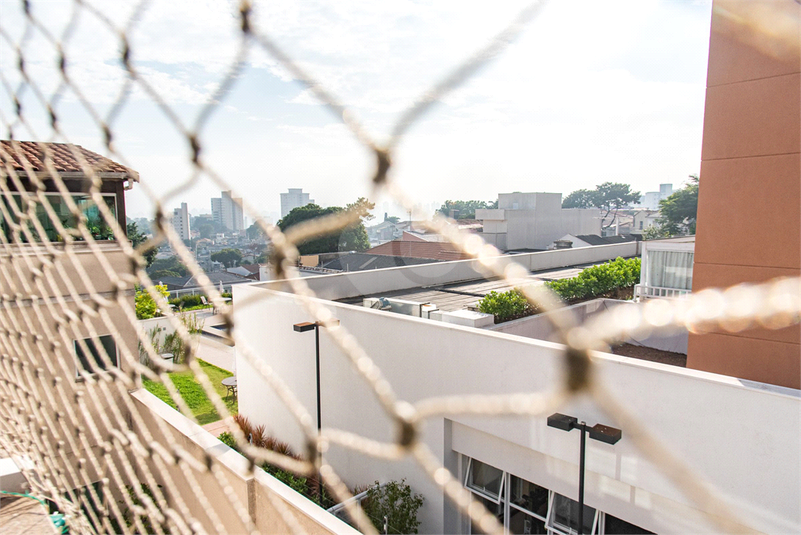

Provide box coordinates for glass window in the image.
[75,335,118,375]
[509,476,548,519]
[470,494,504,534]
[604,514,654,535]
[1,193,117,243]
[465,459,504,501]
[508,507,547,535]
[550,493,596,535]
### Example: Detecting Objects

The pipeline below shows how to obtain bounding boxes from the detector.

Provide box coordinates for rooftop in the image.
[0,140,137,179]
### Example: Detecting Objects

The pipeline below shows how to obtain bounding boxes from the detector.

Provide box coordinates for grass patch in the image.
[143,359,237,425]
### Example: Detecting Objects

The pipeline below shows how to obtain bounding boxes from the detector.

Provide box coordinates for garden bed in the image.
[142,359,237,425]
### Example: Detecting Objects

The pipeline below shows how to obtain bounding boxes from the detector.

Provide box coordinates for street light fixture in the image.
[292,320,339,432]
[547,413,622,535]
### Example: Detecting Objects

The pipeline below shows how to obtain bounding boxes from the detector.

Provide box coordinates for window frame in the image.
[74,334,119,378]
[1,192,119,243]
[464,457,506,504]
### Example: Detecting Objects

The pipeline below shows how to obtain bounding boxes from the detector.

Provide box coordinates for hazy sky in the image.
[0,0,713,220]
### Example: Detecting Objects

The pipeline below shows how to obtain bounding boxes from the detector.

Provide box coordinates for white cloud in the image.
[1,0,714,217]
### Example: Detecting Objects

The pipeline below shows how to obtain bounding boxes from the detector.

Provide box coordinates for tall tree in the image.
[436,200,496,220]
[277,199,373,255]
[652,175,699,237]
[127,222,157,267]
[561,189,596,209]
[562,182,641,228]
[211,248,243,268]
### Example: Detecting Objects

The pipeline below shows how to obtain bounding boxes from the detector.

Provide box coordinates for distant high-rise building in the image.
[173,202,191,241]
[280,188,314,218]
[639,183,674,210]
[211,191,244,232]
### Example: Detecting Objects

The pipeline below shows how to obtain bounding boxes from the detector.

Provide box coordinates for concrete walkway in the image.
[203,420,230,438]
[196,335,235,373]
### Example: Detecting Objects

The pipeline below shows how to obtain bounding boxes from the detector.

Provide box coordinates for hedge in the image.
[545,257,640,301]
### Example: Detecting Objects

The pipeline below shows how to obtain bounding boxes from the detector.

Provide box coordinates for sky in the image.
[0,0,713,222]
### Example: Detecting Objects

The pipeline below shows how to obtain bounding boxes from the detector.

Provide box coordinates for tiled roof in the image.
[0,141,137,179]
[366,240,472,261]
[574,234,640,246]
[322,253,440,271]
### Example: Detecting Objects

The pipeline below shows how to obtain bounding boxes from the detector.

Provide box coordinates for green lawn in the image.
[143,360,237,425]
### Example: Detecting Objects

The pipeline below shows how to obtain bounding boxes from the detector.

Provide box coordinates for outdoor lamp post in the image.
[293,319,339,499]
[547,413,622,535]
[292,320,340,432]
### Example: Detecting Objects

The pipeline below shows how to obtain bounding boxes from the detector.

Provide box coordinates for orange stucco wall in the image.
[687,0,801,389]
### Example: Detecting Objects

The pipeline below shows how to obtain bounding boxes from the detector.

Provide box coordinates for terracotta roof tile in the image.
[0,141,137,179]
[366,240,472,261]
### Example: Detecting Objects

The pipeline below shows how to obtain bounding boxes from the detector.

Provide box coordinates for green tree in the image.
[127,222,156,267]
[384,215,400,224]
[135,285,169,320]
[655,174,699,236]
[246,222,267,241]
[562,182,641,229]
[147,256,188,277]
[211,248,243,268]
[561,189,596,209]
[197,223,215,239]
[436,200,496,220]
[277,199,373,255]
[362,480,424,535]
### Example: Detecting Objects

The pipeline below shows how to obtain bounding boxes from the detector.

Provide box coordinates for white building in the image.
[172,202,190,241]
[211,191,244,232]
[634,237,695,300]
[638,184,673,211]
[280,188,314,218]
[233,244,798,535]
[477,192,600,251]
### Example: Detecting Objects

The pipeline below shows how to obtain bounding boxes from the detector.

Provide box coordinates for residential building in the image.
[235,239,798,534]
[477,192,600,251]
[634,237,695,300]
[687,0,800,389]
[280,188,314,218]
[365,239,473,261]
[1,141,133,240]
[153,270,252,294]
[638,184,673,210]
[321,252,441,272]
[630,210,660,235]
[172,202,190,241]
[211,190,244,232]
[551,234,639,249]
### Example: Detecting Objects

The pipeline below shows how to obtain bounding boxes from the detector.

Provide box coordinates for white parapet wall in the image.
[257,242,640,301]
[129,389,361,535]
[489,298,689,354]
[233,281,800,535]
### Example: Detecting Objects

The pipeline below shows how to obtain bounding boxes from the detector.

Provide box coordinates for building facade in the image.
[172,202,190,241]
[477,193,600,251]
[211,191,244,232]
[687,0,800,389]
[234,251,800,534]
[280,188,314,218]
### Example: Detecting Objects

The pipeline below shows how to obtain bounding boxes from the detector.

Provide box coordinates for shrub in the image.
[477,288,535,323]
[362,479,424,534]
[218,431,237,450]
[135,285,169,319]
[545,257,641,301]
[169,294,205,309]
[217,415,336,508]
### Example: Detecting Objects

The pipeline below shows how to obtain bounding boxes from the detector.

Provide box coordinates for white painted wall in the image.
[489,298,689,354]
[258,242,640,302]
[233,284,800,535]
